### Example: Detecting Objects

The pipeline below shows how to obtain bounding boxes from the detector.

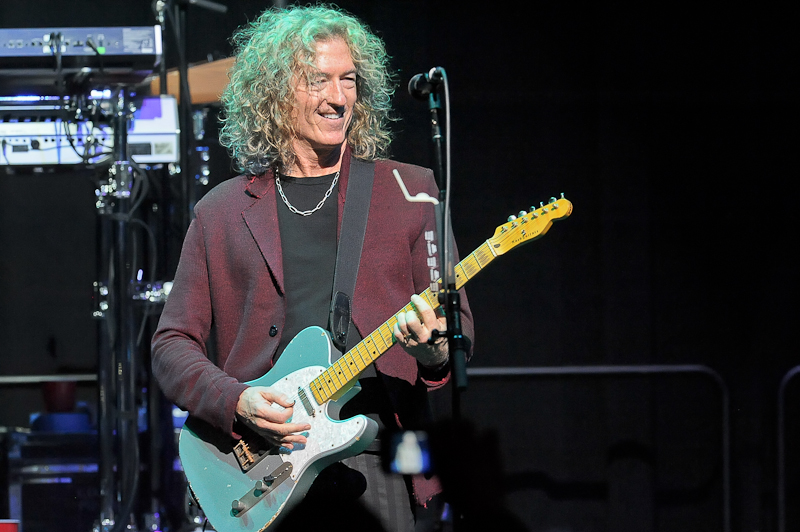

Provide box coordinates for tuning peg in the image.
[507,215,517,222]
[549,197,557,203]
[518,210,527,217]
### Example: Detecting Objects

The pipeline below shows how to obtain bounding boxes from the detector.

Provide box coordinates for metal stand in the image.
[409,66,470,531]
[95,88,141,532]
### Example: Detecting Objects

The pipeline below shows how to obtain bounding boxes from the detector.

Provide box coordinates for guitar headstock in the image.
[487,194,573,255]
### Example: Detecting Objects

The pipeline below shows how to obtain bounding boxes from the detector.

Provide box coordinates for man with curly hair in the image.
[151,5,473,531]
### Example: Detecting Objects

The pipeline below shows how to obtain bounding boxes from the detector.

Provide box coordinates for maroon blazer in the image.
[151,148,473,504]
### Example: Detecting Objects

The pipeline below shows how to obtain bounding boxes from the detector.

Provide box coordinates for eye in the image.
[341,75,357,89]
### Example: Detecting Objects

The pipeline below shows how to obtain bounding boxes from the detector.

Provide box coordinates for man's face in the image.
[290,38,357,164]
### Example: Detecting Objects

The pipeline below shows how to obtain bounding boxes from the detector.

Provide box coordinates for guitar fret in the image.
[378,323,395,345]
[356,343,374,364]
[311,383,326,404]
[344,355,360,378]
[461,256,482,277]
[351,346,370,368]
[476,243,495,264]
[312,378,330,402]
[344,353,363,376]
[335,358,354,382]
[426,287,441,305]
[376,332,389,353]
[322,369,340,395]
[371,330,390,352]
[363,336,380,360]
[454,264,468,289]
[318,374,334,397]
[420,290,437,310]
[328,364,346,389]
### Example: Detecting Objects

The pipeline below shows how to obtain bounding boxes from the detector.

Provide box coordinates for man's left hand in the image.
[393,294,448,368]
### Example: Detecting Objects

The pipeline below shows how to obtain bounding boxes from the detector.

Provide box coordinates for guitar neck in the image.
[309,240,496,404]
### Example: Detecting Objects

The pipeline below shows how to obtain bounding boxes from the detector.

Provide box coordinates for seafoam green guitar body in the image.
[179,326,378,532]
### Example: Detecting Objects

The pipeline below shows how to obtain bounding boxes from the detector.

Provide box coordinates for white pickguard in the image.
[263,365,372,481]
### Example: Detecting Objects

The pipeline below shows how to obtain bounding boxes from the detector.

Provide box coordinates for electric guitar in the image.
[178,195,573,532]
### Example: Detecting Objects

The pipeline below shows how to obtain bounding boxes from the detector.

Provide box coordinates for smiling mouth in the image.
[321,111,345,120]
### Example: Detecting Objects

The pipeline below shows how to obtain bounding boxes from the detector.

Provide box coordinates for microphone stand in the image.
[421,67,470,532]
[421,70,469,411]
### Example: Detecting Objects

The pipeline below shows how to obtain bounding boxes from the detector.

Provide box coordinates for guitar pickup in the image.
[231,462,293,518]
[298,386,315,417]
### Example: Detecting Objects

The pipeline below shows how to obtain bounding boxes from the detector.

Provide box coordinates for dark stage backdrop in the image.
[0,1,797,531]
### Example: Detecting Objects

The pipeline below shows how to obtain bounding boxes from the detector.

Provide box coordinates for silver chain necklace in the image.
[275,171,340,216]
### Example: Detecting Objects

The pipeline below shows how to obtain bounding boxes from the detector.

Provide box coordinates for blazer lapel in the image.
[242,173,284,294]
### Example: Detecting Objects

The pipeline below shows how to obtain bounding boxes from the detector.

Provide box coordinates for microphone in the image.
[408,67,444,100]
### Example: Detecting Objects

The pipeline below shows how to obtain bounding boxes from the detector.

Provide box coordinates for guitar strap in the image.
[328,158,375,357]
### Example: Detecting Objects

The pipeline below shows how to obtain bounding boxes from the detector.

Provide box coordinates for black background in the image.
[0,1,797,530]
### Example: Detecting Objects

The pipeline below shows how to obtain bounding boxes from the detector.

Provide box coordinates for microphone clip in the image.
[408,67,444,101]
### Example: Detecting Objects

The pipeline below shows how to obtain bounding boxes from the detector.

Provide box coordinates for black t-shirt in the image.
[274,173,392,430]
[275,173,339,355]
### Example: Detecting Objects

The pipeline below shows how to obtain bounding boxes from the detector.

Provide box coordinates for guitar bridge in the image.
[231,462,293,518]
[233,440,255,470]
[233,433,273,472]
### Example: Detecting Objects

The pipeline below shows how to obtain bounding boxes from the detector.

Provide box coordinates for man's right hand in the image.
[236,386,311,449]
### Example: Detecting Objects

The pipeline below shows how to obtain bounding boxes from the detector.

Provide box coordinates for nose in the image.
[324,80,347,107]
